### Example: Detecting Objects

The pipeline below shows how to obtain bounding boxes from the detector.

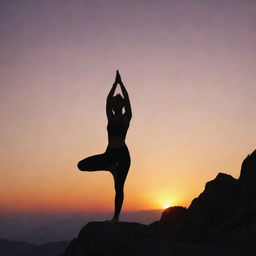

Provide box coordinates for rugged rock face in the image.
[180,173,237,242]
[61,150,256,256]
[179,150,256,255]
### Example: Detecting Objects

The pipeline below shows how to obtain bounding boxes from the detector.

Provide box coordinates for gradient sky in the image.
[1,0,256,214]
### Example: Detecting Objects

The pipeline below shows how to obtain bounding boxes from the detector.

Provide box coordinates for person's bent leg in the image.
[77,153,108,171]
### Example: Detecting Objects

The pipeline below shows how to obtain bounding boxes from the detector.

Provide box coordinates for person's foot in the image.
[110,217,119,223]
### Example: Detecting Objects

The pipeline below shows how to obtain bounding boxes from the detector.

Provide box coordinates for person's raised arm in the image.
[116,70,132,119]
[106,82,117,120]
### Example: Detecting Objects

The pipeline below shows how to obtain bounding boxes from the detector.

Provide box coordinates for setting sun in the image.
[163,204,172,209]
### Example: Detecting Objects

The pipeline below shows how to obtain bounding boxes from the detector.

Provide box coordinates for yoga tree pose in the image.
[77,70,132,222]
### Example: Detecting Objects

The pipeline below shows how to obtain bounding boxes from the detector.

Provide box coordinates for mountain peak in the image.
[239,149,256,183]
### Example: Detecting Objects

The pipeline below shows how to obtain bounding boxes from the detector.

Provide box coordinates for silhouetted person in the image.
[77,70,132,222]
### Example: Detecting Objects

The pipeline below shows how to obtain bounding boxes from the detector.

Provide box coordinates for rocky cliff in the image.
[61,150,256,256]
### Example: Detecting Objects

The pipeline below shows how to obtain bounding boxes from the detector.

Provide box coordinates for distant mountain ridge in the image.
[0,238,69,256]
[0,210,162,256]
[0,210,162,244]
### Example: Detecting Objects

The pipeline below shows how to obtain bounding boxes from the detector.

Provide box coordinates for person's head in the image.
[111,94,124,114]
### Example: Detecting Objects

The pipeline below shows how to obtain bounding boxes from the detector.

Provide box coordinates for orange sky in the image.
[1,0,256,214]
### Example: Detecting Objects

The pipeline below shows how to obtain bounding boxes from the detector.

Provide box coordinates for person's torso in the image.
[107,116,130,148]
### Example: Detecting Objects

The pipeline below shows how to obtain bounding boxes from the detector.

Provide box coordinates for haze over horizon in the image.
[1,0,256,215]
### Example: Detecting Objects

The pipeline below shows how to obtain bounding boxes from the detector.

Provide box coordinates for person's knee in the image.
[77,160,86,171]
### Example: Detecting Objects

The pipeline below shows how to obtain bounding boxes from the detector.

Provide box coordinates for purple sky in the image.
[0,0,256,213]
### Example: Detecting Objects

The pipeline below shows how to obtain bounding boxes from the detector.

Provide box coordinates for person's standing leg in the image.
[111,148,131,221]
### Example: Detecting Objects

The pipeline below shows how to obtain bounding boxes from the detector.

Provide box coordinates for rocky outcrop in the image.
[60,221,230,256]
[150,206,187,239]
[178,150,256,255]
[61,221,169,256]
[61,150,256,256]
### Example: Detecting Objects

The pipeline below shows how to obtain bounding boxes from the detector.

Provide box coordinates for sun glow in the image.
[163,204,172,209]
